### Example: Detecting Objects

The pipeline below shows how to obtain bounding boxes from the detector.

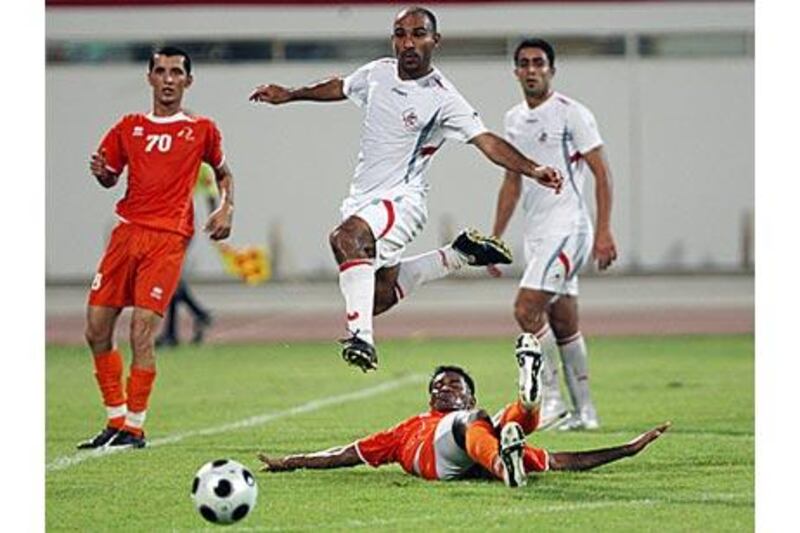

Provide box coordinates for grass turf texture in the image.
[46,335,753,532]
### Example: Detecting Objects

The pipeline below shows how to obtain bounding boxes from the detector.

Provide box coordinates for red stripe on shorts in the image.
[339,259,373,272]
[558,251,571,278]
[377,200,395,239]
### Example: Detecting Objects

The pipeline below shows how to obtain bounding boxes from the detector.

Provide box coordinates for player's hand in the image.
[486,264,503,278]
[204,203,233,241]
[249,84,292,104]
[593,228,618,270]
[625,421,671,457]
[89,149,119,187]
[257,452,298,472]
[531,165,563,193]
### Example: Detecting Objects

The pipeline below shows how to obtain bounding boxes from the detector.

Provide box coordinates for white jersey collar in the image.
[525,91,558,113]
[145,110,194,124]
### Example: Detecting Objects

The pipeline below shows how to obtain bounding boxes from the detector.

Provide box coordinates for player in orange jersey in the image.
[78,47,235,450]
[257,334,670,486]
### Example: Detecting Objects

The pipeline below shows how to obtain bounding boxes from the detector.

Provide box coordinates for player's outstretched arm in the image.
[258,444,362,472]
[583,146,617,270]
[204,162,234,241]
[249,78,346,104]
[548,422,671,471]
[89,149,119,188]
[470,132,563,192]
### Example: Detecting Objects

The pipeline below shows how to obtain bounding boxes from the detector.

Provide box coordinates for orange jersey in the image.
[99,111,225,238]
[356,410,447,480]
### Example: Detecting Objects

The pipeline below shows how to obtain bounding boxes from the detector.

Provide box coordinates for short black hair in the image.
[514,38,556,68]
[399,6,438,33]
[149,46,192,75]
[429,365,476,396]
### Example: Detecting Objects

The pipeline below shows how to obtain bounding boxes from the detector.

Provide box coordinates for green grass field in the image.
[46,335,753,532]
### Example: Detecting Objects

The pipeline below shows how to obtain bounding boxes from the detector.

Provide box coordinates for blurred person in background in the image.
[155,162,217,348]
[249,6,563,373]
[488,38,618,431]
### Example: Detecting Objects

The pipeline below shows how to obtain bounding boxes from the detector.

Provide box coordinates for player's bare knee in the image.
[84,323,112,353]
[514,300,545,333]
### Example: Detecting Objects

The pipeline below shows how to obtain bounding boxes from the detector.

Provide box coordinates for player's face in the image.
[429,372,475,412]
[515,47,554,99]
[148,54,193,107]
[392,11,439,79]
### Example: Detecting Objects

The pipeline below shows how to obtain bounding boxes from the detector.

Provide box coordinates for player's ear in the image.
[433,32,441,47]
[185,74,194,88]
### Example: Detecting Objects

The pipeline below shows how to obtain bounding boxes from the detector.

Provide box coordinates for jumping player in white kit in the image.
[488,38,619,430]
[249,8,563,372]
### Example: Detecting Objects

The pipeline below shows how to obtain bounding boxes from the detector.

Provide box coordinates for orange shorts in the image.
[88,221,189,315]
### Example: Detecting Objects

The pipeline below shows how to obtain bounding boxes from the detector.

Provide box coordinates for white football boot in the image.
[515,333,544,410]
[558,405,600,431]
[500,422,527,488]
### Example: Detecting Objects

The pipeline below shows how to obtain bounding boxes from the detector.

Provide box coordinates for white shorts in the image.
[340,193,428,270]
[431,410,475,480]
[520,232,593,296]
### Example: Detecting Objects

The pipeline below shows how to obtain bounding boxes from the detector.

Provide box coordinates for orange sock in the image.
[496,400,541,434]
[523,445,550,473]
[92,349,126,429]
[123,366,156,437]
[465,419,502,479]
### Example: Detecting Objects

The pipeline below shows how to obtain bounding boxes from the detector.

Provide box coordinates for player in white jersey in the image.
[249,8,563,372]
[489,39,619,430]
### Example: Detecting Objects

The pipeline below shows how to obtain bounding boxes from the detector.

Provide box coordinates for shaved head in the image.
[395,6,438,33]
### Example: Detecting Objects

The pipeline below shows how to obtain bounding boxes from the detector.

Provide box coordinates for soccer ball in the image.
[191,459,258,525]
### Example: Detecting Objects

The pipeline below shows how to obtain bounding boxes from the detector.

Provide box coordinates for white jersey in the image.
[343,58,487,203]
[504,91,603,239]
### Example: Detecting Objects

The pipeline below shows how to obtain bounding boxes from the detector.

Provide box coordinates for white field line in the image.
[47,373,427,473]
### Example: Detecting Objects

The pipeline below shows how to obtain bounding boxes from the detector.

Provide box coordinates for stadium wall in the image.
[45,2,754,281]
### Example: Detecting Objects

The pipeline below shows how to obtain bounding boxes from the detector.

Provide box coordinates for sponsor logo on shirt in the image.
[132,126,144,137]
[391,87,408,97]
[402,108,419,130]
[177,126,195,142]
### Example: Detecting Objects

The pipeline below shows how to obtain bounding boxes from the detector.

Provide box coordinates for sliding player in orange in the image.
[257,335,669,486]
[79,46,235,450]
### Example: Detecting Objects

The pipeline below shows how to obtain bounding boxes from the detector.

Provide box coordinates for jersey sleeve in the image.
[569,103,603,155]
[503,109,517,145]
[342,61,375,108]
[440,92,488,143]
[97,117,128,174]
[354,421,407,467]
[203,120,226,169]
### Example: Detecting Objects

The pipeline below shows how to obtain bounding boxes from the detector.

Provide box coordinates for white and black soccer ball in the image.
[191,459,258,525]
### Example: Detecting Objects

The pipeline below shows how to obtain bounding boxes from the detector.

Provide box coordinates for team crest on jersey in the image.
[538,130,548,143]
[177,126,195,142]
[150,286,164,300]
[132,126,144,137]
[402,108,419,130]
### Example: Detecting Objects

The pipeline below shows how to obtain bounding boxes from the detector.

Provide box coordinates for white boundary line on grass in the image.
[47,373,427,473]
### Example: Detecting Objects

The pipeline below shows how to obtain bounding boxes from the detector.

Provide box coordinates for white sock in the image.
[338,259,376,345]
[534,324,566,410]
[395,245,467,300]
[558,332,596,415]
